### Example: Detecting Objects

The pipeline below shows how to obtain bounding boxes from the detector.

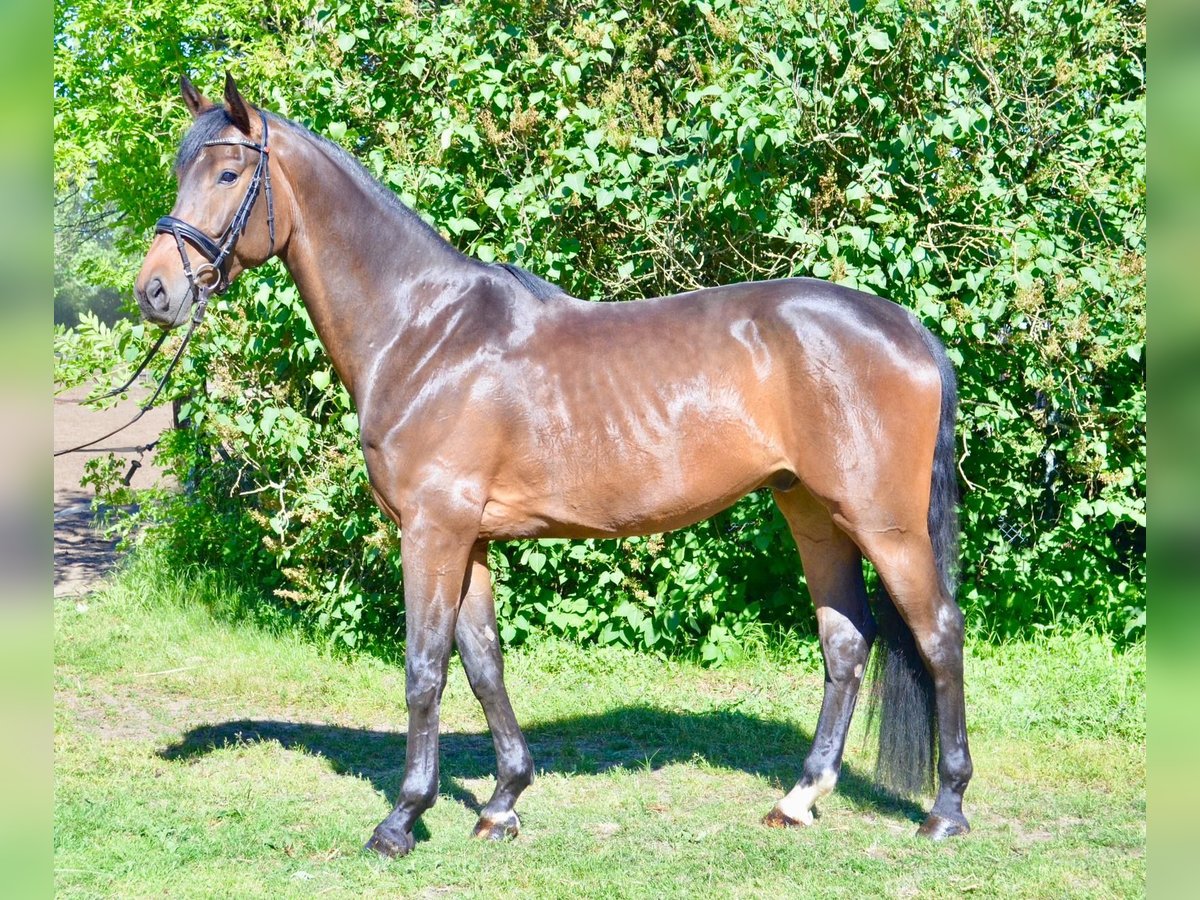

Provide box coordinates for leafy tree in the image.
[55,0,1145,660]
[54,182,134,326]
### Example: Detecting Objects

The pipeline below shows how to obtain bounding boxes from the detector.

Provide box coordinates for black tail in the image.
[867,324,959,796]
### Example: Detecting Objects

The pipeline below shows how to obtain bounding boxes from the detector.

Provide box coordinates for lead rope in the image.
[53,294,209,458]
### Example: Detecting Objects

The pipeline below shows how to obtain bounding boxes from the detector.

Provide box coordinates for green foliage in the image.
[492,499,807,665]
[55,0,1145,660]
[54,184,135,327]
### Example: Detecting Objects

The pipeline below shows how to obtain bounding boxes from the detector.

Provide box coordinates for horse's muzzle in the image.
[134,273,194,330]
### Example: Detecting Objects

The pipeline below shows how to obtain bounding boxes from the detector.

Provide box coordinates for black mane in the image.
[491,262,568,301]
[176,107,572,301]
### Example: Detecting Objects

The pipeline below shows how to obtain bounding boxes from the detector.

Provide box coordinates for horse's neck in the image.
[274,127,475,401]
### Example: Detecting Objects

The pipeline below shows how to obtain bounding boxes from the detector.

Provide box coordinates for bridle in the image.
[155,107,275,299]
[54,108,276,458]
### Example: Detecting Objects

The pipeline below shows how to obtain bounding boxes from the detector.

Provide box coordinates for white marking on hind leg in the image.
[473,809,520,839]
[775,770,838,825]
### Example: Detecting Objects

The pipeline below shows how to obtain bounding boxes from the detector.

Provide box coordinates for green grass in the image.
[55,552,1145,898]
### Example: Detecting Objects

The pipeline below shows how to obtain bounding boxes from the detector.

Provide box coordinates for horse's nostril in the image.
[147,277,168,311]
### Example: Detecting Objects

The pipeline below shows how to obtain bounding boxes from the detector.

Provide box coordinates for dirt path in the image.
[53,383,173,598]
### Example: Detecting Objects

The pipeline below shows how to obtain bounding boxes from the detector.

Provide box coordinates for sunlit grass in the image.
[55,550,1145,898]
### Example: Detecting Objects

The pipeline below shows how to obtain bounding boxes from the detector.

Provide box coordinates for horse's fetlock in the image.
[400,784,438,812]
[800,765,839,792]
[939,751,973,788]
[512,754,534,789]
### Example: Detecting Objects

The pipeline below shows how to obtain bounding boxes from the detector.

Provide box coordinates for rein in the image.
[53,297,207,458]
[53,110,275,459]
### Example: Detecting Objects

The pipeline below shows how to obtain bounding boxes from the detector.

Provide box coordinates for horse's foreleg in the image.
[454,542,534,840]
[365,519,475,858]
[765,489,874,828]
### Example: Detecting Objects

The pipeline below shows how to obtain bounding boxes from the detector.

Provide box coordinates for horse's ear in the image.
[223,72,253,135]
[180,74,212,119]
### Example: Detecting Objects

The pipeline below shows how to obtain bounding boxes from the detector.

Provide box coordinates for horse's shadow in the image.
[158,705,925,833]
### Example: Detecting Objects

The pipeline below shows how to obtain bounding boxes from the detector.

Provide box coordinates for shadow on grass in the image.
[158,706,925,833]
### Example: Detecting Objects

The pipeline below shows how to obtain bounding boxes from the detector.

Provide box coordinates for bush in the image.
[55,0,1145,661]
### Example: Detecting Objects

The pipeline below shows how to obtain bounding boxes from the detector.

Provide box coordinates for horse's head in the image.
[134,74,281,329]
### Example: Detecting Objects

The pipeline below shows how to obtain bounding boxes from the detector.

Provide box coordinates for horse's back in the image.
[529,276,932,368]
[472,277,945,540]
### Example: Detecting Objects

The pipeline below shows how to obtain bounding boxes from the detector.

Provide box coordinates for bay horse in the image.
[134,75,972,856]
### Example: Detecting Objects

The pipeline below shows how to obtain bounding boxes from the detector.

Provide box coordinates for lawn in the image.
[54,554,1145,898]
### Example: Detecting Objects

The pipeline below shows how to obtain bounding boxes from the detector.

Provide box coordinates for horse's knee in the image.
[464,662,505,705]
[915,601,966,674]
[405,668,446,715]
[932,600,964,640]
[825,640,871,683]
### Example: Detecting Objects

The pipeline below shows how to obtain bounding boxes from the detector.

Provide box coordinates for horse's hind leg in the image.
[454,542,534,840]
[851,526,973,838]
[764,487,875,828]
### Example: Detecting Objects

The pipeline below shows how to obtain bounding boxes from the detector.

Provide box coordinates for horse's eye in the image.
[218,170,238,184]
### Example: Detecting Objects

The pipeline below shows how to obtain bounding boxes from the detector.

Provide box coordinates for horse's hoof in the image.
[364,824,415,858]
[762,805,813,828]
[916,813,970,840]
[472,810,520,841]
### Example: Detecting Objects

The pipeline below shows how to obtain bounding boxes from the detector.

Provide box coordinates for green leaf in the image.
[866,30,892,51]
[561,172,587,194]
